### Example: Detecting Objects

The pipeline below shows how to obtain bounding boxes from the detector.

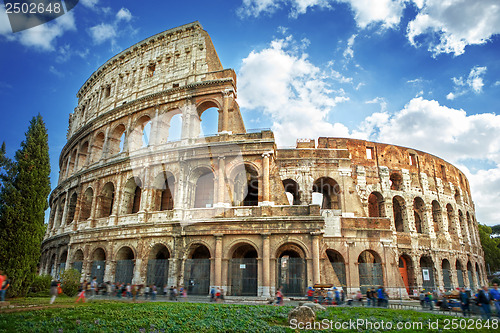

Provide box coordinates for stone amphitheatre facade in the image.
[40,22,486,298]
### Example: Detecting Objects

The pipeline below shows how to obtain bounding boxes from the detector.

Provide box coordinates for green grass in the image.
[0,301,498,332]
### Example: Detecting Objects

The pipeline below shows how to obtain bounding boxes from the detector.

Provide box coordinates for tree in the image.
[478,224,500,275]
[0,114,51,297]
[60,269,80,297]
[491,224,500,236]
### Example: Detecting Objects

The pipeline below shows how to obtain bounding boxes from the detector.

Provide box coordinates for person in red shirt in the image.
[276,287,284,305]
[0,271,7,302]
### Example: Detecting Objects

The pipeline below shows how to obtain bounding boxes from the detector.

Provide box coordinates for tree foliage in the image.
[490,224,500,236]
[478,224,500,275]
[0,114,51,297]
[60,269,81,297]
[29,274,52,294]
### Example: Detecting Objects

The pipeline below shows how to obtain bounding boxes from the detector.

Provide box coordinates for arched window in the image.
[194,169,215,208]
[80,187,93,221]
[115,247,135,284]
[393,196,406,232]
[77,141,89,169]
[283,179,300,205]
[233,164,259,206]
[431,200,442,233]
[368,192,384,217]
[66,193,77,225]
[446,204,455,235]
[458,210,466,241]
[91,132,105,163]
[98,182,114,218]
[184,244,211,295]
[121,177,142,215]
[167,113,182,142]
[199,107,219,137]
[67,149,77,175]
[413,197,425,233]
[147,244,170,287]
[129,115,152,151]
[312,177,341,209]
[390,172,403,191]
[420,256,435,290]
[108,124,126,155]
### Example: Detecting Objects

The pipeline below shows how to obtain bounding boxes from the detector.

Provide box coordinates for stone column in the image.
[260,152,272,205]
[60,192,70,231]
[214,234,223,288]
[215,157,227,207]
[133,259,143,284]
[221,90,230,133]
[103,260,114,283]
[261,233,270,297]
[311,232,321,285]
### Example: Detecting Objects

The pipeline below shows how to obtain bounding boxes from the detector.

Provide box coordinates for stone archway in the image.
[184,244,211,295]
[358,250,383,293]
[146,244,170,288]
[229,243,258,296]
[276,243,307,296]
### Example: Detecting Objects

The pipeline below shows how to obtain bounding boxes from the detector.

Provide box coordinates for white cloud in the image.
[338,0,406,29]
[89,23,116,44]
[0,6,75,51]
[238,0,404,26]
[407,0,500,56]
[17,11,76,51]
[365,97,387,112]
[238,0,331,18]
[343,34,356,59]
[116,8,132,22]
[238,35,348,145]
[447,66,487,100]
[80,0,99,8]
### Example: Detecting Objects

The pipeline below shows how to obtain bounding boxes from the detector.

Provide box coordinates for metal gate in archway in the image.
[73,261,83,274]
[91,260,105,283]
[421,267,435,290]
[457,270,465,288]
[147,259,169,287]
[229,258,257,296]
[467,271,474,289]
[277,257,306,296]
[442,269,452,290]
[184,259,210,295]
[358,263,383,293]
[115,260,134,284]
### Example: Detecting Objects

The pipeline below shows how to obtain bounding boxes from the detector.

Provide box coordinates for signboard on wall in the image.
[422,268,430,281]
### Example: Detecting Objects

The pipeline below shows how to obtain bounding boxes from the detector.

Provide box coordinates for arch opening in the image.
[420,256,435,290]
[80,187,93,221]
[368,192,385,217]
[91,248,106,284]
[312,177,341,209]
[229,244,258,296]
[233,164,259,206]
[283,179,301,205]
[326,250,346,288]
[115,247,135,284]
[184,244,211,295]
[276,243,306,296]
[98,182,115,218]
[193,169,215,208]
[393,196,406,232]
[358,250,383,293]
[147,244,170,288]
[442,259,452,290]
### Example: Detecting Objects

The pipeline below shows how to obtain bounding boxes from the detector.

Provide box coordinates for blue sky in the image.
[1,0,500,225]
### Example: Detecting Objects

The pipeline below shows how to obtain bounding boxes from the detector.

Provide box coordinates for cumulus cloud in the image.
[446,66,487,100]
[116,8,132,22]
[1,5,77,51]
[88,7,134,45]
[89,23,116,44]
[407,0,500,56]
[238,0,331,18]
[80,0,99,8]
[238,35,348,145]
[338,0,406,29]
[343,34,356,59]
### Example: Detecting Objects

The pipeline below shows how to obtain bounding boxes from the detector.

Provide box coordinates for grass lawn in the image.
[0,299,499,332]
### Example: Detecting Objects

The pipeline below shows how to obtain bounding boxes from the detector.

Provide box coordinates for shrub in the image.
[29,274,52,294]
[60,269,81,297]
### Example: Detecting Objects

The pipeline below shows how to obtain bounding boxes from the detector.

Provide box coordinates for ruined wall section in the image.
[68,21,225,139]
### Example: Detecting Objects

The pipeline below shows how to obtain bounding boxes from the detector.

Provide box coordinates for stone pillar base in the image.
[259,286,271,297]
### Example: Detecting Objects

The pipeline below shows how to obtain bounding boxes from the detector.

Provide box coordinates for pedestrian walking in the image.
[49,280,59,304]
[477,285,492,320]
[459,288,471,317]
[210,286,216,302]
[276,287,284,305]
[151,284,157,300]
[0,271,8,302]
[144,285,150,300]
[307,286,314,302]
[75,284,86,303]
[490,283,500,318]
[90,277,97,299]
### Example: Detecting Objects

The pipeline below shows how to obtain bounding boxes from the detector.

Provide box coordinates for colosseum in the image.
[40,21,486,298]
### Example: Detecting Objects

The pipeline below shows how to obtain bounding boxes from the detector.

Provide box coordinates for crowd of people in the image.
[303,286,389,307]
[72,277,190,303]
[425,284,500,319]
